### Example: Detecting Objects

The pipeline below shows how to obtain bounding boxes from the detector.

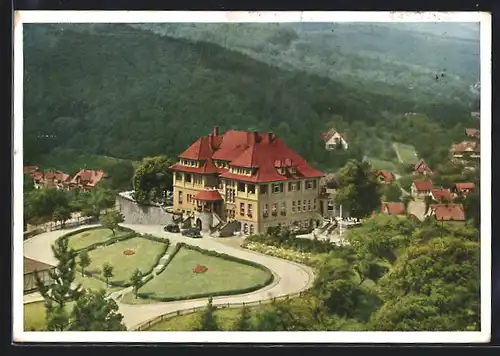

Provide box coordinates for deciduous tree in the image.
[78,251,91,277]
[100,210,125,235]
[132,156,174,204]
[102,263,114,287]
[130,269,143,299]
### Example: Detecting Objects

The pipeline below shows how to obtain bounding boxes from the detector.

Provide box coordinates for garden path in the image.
[23,224,315,330]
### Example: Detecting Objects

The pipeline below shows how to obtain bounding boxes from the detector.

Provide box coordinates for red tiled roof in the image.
[172,128,324,183]
[71,169,105,187]
[321,128,348,143]
[23,165,39,175]
[455,182,476,191]
[194,190,223,201]
[381,202,405,215]
[413,159,432,174]
[377,170,393,183]
[413,179,434,191]
[428,204,465,221]
[465,128,479,137]
[431,189,453,201]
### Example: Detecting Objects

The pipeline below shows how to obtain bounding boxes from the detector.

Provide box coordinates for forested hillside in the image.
[24,24,477,171]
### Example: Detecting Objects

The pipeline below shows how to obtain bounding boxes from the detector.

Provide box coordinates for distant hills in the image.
[23,23,478,172]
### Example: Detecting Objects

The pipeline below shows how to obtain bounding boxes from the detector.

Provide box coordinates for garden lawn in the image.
[130,247,272,302]
[74,273,121,294]
[67,228,127,251]
[86,237,168,285]
[393,143,419,165]
[24,301,75,331]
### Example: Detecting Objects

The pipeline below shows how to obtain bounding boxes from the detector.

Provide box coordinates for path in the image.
[23,224,315,330]
[393,143,404,163]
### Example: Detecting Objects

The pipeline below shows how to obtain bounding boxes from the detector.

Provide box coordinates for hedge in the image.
[136,243,275,302]
[152,243,182,277]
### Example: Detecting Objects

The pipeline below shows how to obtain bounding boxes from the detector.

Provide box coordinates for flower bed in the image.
[242,242,327,267]
[193,264,208,273]
[123,249,136,256]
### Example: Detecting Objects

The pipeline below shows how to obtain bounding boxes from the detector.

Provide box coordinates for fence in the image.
[23,217,94,241]
[131,290,306,331]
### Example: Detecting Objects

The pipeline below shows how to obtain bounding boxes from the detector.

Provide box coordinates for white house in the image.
[321,128,349,150]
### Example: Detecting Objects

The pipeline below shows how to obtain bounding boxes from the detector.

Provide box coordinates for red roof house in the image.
[426,204,466,221]
[377,170,393,183]
[453,182,476,196]
[69,169,106,190]
[23,165,40,175]
[321,128,349,150]
[412,159,433,176]
[411,179,434,199]
[33,169,71,189]
[380,202,405,215]
[430,188,453,202]
[170,127,324,183]
[465,128,480,138]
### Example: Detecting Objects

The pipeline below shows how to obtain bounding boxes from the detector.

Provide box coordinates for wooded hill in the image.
[23,24,477,172]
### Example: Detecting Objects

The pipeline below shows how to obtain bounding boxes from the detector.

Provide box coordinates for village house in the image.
[23,165,40,175]
[380,202,405,216]
[450,141,480,161]
[170,126,325,235]
[430,188,453,203]
[376,170,393,184]
[452,182,476,197]
[321,128,349,150]
[32,169,71,190]
[68,169,106,191]
[24,257,55,294]
[425,203,466,222]
[465,128,480,139]
[410,179,434,200]
[412,159,433,176]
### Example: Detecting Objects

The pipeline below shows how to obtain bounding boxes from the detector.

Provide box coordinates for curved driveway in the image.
[23,224,315,330]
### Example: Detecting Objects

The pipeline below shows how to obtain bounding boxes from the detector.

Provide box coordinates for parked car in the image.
[164,224,180,233]
[181,228,202,238]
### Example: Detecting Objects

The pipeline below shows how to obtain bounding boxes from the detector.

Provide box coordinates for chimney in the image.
[213,126,219,137]
[267,132,275,142]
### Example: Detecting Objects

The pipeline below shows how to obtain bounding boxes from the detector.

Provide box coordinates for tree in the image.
[372,236,480,331]
[194,297,219,331]
[81,188,115,220]
[132,156,174,204]
[102,263,114,287]
[233,305,253,331]
[335,160,382,219]
[34,237,83,331]
[69,289,127,331]
[78,250,91,277]
[23,173,35,195]
[383,183,402,202]
[100,210,125,235]
[103,160,135,192]
[52,206,72,228]
[130,269,143,299]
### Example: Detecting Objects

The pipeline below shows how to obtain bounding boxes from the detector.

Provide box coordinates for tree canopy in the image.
[132,156,174,204]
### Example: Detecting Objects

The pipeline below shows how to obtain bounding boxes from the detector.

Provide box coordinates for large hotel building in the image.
[169,127,325,235]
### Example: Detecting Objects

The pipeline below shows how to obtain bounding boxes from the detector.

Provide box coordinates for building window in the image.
[296,181,301,191]
[272,203,278,216]
[240,203,245,216]
[178,191,183,204]
[260,184,268,195]
[292,201,296,206]
[248,184,256,194]
[306,180,313,189]
[249,225,255,235]
[194,175,203,185]
[263,204,269,218]
[185,174,192,183]
[248,204,253,218]
[297,205,301,212]
[175,172,182,181]
[303,200,307,211]
[308,200,311,211]
[280,202,286,216]
[243,223,249,234]
[187,194,191,204]
[272,183,284,194]
[238,182,246,192]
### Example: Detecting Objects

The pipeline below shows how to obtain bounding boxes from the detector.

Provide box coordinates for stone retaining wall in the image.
[116,194,174,225]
